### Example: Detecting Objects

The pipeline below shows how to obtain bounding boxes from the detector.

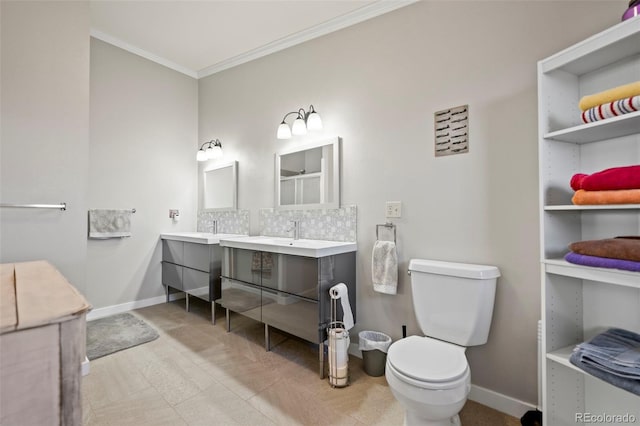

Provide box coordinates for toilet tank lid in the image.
[408,259,500,279]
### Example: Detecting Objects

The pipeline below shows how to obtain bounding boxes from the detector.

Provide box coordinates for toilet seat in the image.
[387,336,469,390]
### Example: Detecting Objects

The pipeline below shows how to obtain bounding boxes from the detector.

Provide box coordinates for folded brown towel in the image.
[569,237,640,262]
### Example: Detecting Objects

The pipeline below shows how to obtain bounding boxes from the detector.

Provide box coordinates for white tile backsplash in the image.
[197,210,250,235]
[259,205,357,242]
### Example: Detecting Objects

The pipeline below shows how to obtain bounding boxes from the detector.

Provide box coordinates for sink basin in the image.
[219,235,357,258]
[160,232,247,244]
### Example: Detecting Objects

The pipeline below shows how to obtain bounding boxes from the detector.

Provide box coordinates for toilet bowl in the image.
[386,336,470,426]
[385,259,500,426]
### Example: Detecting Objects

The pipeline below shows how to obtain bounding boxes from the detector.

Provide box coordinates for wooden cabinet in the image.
[161,239,223,323]
[218,247,356,377]
[538,19,640,425]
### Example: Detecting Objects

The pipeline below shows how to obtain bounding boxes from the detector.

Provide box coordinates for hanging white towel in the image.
[372,240,398,295]
[88,209,132,239]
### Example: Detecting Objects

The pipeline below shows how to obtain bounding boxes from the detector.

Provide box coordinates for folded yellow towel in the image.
[579,81,640,111]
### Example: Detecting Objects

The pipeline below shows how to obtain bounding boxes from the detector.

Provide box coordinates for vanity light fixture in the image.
[196,139,223,161]
[276,105,323,139]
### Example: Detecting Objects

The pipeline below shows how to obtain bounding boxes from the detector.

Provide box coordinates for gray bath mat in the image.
[86,312,159,360]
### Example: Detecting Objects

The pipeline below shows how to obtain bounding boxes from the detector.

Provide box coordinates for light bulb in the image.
[205,145,215,159]
[291,117,307,135]
[306,112,322,131]
[211,144,223,159]
[196,150,208,161]
[277,122,292,139]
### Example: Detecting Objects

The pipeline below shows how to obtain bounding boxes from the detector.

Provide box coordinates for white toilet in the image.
[385,259,500,426]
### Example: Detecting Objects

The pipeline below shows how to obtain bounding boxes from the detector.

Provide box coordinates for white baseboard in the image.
[86,293,184,321]
[468,384,535,420]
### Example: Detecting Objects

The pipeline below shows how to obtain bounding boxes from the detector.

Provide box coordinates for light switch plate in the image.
[386,201,402,218]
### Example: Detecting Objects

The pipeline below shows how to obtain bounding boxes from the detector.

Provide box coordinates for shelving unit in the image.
[538,18,640,425]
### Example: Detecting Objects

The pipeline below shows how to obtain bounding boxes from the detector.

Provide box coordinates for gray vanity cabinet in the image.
[161,239,222,321]
[218,247,356,377]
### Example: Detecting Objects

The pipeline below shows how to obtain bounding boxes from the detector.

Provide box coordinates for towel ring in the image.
[376,223,396,243]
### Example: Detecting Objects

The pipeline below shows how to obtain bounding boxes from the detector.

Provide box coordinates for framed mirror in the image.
[203,161,237,210]
[275,137,340,210]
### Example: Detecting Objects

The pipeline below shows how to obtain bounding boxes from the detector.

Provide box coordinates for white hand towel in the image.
[372,240,398,295]
[329,283,354,330]
[88,209,132,239]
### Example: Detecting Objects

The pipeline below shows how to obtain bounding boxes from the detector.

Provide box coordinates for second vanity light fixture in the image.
[276,105,323,139]
[196,139,223,161]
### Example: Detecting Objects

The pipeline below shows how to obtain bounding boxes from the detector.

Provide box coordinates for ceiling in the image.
[90,0,416,79]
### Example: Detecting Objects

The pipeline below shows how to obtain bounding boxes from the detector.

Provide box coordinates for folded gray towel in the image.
[570,328,640,395]
[570,352,640,395]
[88,209,132,239]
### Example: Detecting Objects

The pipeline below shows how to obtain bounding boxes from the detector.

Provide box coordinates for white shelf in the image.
[544,259,640,289]
[540,19,640,75]
[279,171,321,182]
[547,345,582,373]
[544,111,640,144]
[547,345,640,398]
[544,204,640,211]
[540,19,640,424]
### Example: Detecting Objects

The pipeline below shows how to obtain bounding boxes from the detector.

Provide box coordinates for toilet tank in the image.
[408,259,500,346]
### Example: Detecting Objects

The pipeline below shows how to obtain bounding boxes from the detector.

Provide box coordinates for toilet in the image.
[385,259,500,426]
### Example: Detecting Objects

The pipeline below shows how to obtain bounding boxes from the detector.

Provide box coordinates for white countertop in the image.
[160,232,247,245]
[219,235,357,258]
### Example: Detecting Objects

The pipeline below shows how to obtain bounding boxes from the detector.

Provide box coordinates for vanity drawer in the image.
[261,254,318,300]
[162,240,183,264]
[183,242,210,272]
[223,248,263,286]
[261,289,320,343]
[217,277,262,322]
[161,262,183,290]
[183,267,209,294]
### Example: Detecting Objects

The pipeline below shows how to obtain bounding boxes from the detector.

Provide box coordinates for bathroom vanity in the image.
[217,236,356,378]
[160,232,245,323]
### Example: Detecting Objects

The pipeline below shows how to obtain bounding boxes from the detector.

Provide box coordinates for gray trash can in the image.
[358,331,392,377]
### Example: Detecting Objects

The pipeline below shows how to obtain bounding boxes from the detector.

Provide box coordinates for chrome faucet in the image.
[288,220,301,240]
[211,219,218,234]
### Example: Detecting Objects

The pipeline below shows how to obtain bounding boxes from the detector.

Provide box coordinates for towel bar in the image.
[0,202,66,211]
[376,222,396,243]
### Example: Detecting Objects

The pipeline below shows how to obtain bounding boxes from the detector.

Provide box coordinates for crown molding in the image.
[90,0,418,80]
[197,0,418,78]
[90,29,199,79]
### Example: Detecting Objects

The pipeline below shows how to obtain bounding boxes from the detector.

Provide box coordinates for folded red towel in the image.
[570,165,640,191]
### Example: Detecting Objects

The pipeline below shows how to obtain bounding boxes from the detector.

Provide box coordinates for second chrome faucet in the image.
[288,220,301,240]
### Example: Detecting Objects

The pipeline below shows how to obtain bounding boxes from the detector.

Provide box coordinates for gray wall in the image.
[1,1,90,293]
[88,39,198,308]
[0,2,199,309]
[197,1,624,405]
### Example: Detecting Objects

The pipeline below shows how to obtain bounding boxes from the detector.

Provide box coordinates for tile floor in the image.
[83,299,521,425]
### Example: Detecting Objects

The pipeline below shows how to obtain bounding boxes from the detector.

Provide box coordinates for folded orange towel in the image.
[579,81,640,111]
[572,189,640,205]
